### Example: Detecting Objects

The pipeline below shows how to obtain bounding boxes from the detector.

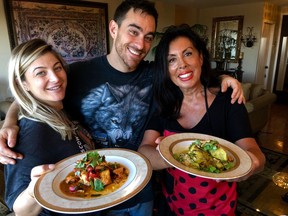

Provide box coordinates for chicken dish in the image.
[173,139,235,173]
[60,151,129,198]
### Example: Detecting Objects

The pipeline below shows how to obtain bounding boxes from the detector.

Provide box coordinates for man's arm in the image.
[220,75,245,104]
[0,101,22,164]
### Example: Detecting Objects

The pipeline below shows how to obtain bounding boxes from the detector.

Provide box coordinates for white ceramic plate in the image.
[159,133,252,180]
[34,148,152,214]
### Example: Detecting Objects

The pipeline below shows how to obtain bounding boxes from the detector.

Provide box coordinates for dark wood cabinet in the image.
[212,69,243,82]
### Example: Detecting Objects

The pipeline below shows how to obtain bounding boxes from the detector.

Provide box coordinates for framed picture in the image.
[4,0,109,63]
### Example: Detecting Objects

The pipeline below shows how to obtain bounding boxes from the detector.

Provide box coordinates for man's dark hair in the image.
[113,0,158,28]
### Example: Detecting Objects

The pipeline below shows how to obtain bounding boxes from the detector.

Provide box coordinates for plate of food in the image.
[159,133,252,180]
[34,148,152,214]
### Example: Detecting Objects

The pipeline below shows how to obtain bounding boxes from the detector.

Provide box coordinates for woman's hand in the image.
[138,130,171,170]
[27,164,56,197]
[225,138,266,183]
[13,164,55,216]
[234,150,265,182]
[154,136,165,151]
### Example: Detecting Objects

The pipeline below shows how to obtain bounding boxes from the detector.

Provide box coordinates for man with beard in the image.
[0,1,244,215]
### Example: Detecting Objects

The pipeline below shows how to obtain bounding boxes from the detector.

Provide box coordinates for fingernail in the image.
[48,164,55,169]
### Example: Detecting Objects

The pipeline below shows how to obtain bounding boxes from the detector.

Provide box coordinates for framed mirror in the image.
[211,16,244,63]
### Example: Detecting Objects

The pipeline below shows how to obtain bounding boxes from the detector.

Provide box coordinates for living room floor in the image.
[236,100,288,216]
[256,102,288,155]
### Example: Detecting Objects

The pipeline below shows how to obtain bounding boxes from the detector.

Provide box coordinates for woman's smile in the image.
[178,72,193,80]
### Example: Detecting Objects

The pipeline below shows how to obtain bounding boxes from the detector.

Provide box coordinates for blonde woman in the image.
[4,39,95,216]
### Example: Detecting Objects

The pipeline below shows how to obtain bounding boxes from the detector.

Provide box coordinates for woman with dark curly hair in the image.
[138,24,265,216]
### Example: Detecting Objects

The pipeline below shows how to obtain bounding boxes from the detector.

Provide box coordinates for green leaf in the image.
[87,151,103,167]
[75,151,104,169]
[92,179,105,191]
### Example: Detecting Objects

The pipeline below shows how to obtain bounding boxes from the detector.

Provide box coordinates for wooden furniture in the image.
[212,68,244,82]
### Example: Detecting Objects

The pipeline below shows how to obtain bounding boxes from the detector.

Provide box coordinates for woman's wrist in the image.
[25,188,35,199]
[24,187,35,199]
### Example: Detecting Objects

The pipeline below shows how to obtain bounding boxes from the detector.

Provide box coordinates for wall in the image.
[282,6,288,13]
[197,3,264,83]
[145,1,176,61]
[0,0,122,100]
[0,1,285,99]
[0,0,175,100]
[0,0,12,101]
[175,5,198,26]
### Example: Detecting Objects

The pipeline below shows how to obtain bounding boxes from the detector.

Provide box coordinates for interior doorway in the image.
[274,14,288,104]
[276,36,288,91]
[256,21,275,91]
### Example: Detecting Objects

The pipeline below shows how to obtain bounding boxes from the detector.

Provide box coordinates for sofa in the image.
[241,83,277,134]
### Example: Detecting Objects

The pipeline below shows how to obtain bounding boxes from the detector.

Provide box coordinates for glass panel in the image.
[211,16,244,63]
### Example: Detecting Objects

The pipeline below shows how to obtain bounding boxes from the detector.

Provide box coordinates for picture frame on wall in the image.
[4,0,109,63]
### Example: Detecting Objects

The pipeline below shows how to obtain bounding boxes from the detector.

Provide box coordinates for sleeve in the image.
[4,163,31,210]
[4,120,57,209]
[224,90,253,142]
[209,89,252,144]
[227,102,252,142]
[4,120,39,209]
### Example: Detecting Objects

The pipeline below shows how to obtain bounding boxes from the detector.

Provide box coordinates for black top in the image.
[64,56,156,209]
[5,118,94,216]
[65,55,156,150]
[147,89,252,143]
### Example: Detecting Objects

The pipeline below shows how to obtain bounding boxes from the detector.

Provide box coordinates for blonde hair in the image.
[8,39,74,140]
